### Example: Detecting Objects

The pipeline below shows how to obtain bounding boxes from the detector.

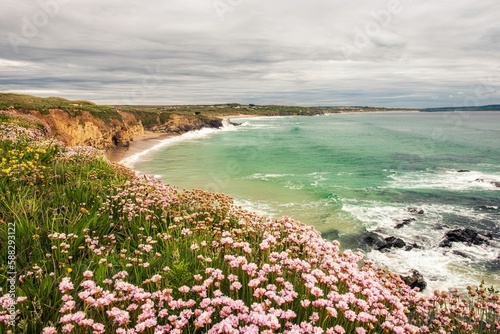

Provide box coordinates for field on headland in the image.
[1,94,500,333]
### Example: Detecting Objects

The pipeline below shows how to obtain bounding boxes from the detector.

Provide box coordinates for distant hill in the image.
[421,105,500,112]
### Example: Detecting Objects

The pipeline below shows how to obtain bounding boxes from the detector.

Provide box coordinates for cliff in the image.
[0,93,223,150]
[28,109,223,149]
[29,108,144,149]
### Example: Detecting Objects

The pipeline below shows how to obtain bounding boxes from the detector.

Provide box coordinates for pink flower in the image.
[179,286,190,294]
[16,297,27,303]
[42,327,57,334]
[92,322,105,334]
[356,327,367,334]
[326,307,338,318]
[309,312,320,323]
[83,270,93,279]
[344,310,357,321]
[62,323,74,333]
[334,325,346,334]
[151,274,162,283]
[59,277,74,293]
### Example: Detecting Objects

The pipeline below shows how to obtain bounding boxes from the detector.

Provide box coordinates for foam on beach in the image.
[119,120,238,168]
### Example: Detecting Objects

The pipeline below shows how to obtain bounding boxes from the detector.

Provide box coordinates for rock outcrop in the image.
[15,108,223,150]
[30,109,144,149]
[150,114,222,133]
[401,270,427,291]
[361,233,407,252]
[439,228,492,248]
[395,217,416,229]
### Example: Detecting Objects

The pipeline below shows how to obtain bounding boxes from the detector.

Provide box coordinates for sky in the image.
[1,0,499,108]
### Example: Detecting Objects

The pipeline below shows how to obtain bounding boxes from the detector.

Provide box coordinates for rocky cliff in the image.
[2,108,223,150]
[29,109,144,149]
[149,113,223,133]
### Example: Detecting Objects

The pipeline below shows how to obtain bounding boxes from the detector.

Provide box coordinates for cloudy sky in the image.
[1,0,499,108]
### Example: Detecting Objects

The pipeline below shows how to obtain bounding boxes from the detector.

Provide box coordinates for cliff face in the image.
[30,109,144,149]
[150,114,223,133]
[19,109,223,150]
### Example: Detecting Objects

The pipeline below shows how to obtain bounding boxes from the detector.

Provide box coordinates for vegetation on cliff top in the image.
[1,110,500,333]
[0,92,416,123]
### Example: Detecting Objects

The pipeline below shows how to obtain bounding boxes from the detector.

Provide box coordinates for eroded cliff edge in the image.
[27,109,222,150]
[0,93,223,149]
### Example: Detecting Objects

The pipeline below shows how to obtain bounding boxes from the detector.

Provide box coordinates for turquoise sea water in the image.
[125,111,500,292]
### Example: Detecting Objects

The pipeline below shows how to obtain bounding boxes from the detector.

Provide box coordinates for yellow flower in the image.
[67,268,73,274]
[32,234,40,240]
[80,207,89,214]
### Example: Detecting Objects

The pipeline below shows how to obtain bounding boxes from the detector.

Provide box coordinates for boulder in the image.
[457,169,470,173]
[492,182,500,188]
[395,217,416,229]
[361,233,407,252]
[377,236,406,252]
[404,243,421,251]
[407,207,425,215]
[401,270,427,291]
[439,228,490,247]
[361,232,386,249]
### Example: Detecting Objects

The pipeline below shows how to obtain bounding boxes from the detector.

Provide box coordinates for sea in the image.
[122,111,500,293]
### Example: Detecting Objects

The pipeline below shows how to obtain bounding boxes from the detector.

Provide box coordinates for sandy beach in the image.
[106,131,176,163]
[106,115,255,164]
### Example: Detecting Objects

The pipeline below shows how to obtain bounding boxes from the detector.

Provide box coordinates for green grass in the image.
[0,93,122,122]
[1,108,499,334]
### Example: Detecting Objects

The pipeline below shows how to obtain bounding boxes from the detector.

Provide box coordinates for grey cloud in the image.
[0,0,499,107]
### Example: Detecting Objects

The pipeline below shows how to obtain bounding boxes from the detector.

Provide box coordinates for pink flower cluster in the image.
[0,122,46,143]
[100,176,180,222]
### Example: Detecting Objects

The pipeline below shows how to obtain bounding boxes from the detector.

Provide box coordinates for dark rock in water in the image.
[457,169,470,173]
[404,243,421,251]
[452,250,470,258]
[407,207,425,215]
[395,217,416,229]
[361,233,407,252]
[439,239,452,248]
[439,228,490,247]
[361,232,386,249]
[401,270,427,291]
[492,182,500,188]
[377,236,406,252]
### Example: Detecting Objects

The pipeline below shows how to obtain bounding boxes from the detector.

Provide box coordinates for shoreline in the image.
[106,131,176,163]
[106,111,421,164]
[106,115,256,164]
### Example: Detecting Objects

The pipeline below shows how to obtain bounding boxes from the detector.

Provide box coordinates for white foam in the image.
[247,173,294,181]
[233,198,277,217]
[367,248,479,294]
[342,198,500,293]
[119,122,237,168]
[387,169,500,191]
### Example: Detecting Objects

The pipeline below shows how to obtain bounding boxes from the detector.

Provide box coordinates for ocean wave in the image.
[367,246,499,294]
[247,173,295,181]
[341,198,500,293]
[119,123,238,168]
[387,169,500,191]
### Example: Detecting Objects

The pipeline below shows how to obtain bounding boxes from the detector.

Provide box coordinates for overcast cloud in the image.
[1,0,499,107]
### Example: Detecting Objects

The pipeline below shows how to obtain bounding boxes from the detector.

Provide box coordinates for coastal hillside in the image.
[0,93,224,149]
[0,93,420,150]
[1,104,500,333]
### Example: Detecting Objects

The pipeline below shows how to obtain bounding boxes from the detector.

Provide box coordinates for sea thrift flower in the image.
[42,327,57,334]
[83,270,93,279]
[59,277,74,293]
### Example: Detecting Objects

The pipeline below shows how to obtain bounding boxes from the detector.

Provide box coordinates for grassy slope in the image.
[1,106,499,333]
